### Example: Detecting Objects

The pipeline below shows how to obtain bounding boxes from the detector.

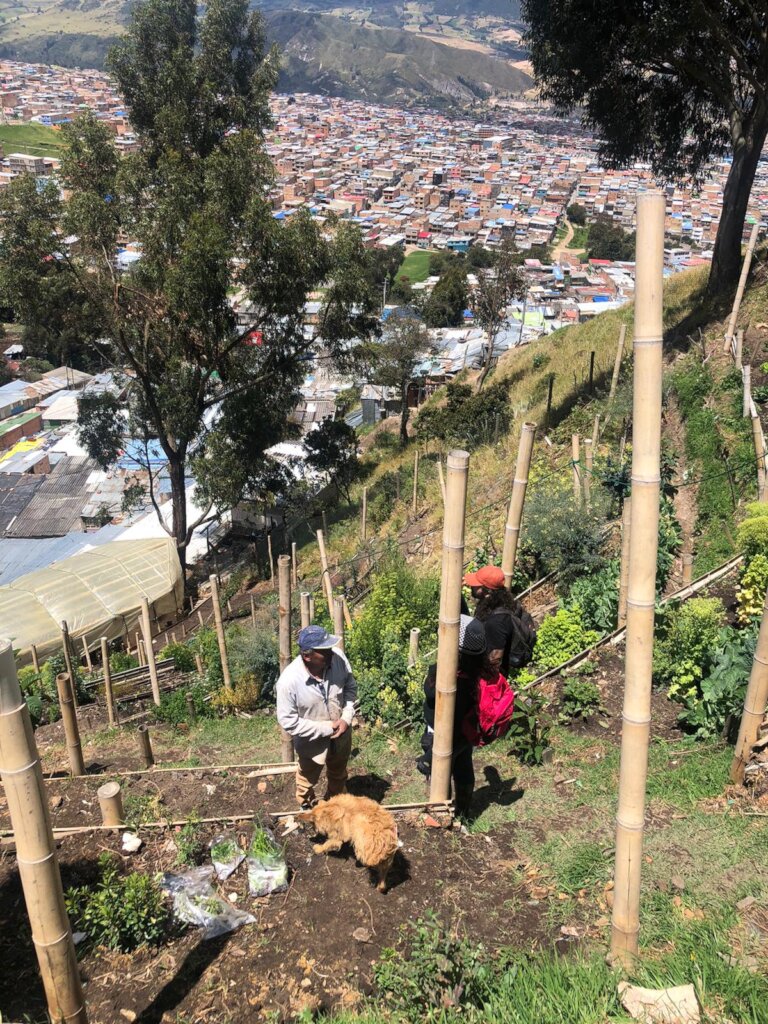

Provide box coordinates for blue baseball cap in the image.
[298,625,340,652]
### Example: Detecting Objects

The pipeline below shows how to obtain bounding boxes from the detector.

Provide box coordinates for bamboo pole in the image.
[140,597,161,705]
[437,457,447,507]
[332,597,345,653]
[55,673,85,777]
[300,592,311,629]
[609,324,627,401]
[209,575,232,690]
[61,620,78,708]
[81,636,92,674]
[195,654,204,676]
[100,637,117,728]
[309,594,316,622]
[571,434,581,505]
[342,596,352,629]
[197,610,205,629]
[583,438,593,505]
[267,532,275,590]
[322,510,329,538]
[408,627,421,668]
[97,781,124,829]
[250,594,256,628]
[501,421,536,588]
[731,585,768,783]
[735,328,744,368]
[137,724,154,768]
[412,450,420,514]
[291,542,298,589]
[278,555,295,763]
[0,642,88,1024]
[617,497,632,629]
[137,638,146,667]
[30,643,40,674]
[361,486,368,541]
[682,551,694,586]
[751,406,766,501]
[724,221,760,353]
[592,413,601,447]
[743,365,752,418]
[611,190,665,966]
[430,450,470,804]
[316,529,334,616]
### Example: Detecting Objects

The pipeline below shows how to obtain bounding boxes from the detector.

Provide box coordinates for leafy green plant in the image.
[154,681,214,726]
[175,814,205,866]
[123,792,163,830]
[190,625,223,684]
[65,853,170,951]
[226,625,280,698]
[506,690,551,766]
[533,606,599,671]
[524,477,610,586]
[356,628,423,725]
[737,553,768,624]
[565,562,619,633]
[109,650,138,674]
[158,641,196,673]
[653,597,726,700]
[678,625,757,739]
[211,674,262,713]
[560,678,603,722]
[737,515,768,560]
[415,378,512,449]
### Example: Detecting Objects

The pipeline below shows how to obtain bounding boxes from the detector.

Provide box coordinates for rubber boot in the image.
[454,785,474,817]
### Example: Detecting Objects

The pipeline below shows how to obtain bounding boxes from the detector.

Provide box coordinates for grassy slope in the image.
[396,249,431,283]
[0,122,63,157]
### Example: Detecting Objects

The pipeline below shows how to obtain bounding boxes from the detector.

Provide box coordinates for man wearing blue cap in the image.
[276,624,357,808]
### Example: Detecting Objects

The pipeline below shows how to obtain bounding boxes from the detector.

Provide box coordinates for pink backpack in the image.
[463,671,515,747]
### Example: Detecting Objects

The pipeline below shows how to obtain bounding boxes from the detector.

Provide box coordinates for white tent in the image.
[0,537,183,663]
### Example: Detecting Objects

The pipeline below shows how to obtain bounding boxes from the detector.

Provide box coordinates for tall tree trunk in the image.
[168,455,188,575]
[400,382,409,445]
[708,109,767,297]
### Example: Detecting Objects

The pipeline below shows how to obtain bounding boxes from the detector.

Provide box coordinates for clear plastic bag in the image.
[246,824,289,897]
[161,865,255,940]
[209,832,245,881]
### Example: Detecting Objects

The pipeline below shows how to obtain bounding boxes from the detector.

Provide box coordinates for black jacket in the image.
[423,663,477,743]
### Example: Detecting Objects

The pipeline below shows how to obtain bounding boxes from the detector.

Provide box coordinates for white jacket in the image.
[276,650,357,764]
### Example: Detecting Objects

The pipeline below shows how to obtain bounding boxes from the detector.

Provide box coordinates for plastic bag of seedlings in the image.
[209,832,245,881]
[161,865,255,940]
[246,823,289,897]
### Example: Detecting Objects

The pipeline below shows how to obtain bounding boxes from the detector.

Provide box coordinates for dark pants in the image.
[417,729,475,798]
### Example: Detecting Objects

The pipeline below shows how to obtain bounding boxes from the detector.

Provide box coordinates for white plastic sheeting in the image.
[0,537,183,663]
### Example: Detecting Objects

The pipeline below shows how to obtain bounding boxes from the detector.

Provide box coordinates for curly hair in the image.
[473,588,522,621]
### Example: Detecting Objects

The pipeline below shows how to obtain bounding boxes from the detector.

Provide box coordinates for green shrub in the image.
[356,628,423,725]
[657,496,682,591]
[560,678,602,722]
[175,814,205,866]
[524,477,610,586]
[17,664,57,728]
[653,597,726,700]
[153,681,214,725]
[226,625,280,697]
[158,641,196,673]
[737,554,768,624]
[566,563,619,633]
[506,690,551,765]
[211,673,262,713]
[678,626,757,739]
[109,650,138,674]
[533,606,599,670]
[415,379,512,449]
[190,625,222,683]
[737,516,768,560]
[65,853,171,952]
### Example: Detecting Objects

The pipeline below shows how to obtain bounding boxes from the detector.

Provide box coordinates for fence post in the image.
[250,594,257,628]
[724,221,760,353]
[609,324,627,401]
[55,673,85,776]
[731,586,768,783]
[137,724,154,768]
[97,781,124,829]
[583,438,593,505]
[30,643,40,674]
[545,374,554,426]
[0,641,88,1024]
[571,433,581,505]
[291,541,298,589]
[61,620,78,708]
[611,191,665,966]
[361,486,368,541]
[589,350,595,393]
[501,421,536,588]
[743,365,752,418]
[750,402,767,501]
[412,450,420,514]
[317,529,334,616]
[682,550,694,586]
[278,555,294,763]
[342,595,353,629]
[140,597,162,705]
[592,413,601,447]
[300,592,311,629]
[100,637,117,728]
[209,575,232,690]
[430,450,470,804]
[408,627,421,668]
[618,497,631,628]
[309,594,316,623]
[735,328,744,368]
[267,532,275,590]
[81,636,92,674]
[437,458,447,507]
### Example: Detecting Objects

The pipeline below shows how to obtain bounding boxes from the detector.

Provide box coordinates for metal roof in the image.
[0,473,45,533]
[5,456,100,537]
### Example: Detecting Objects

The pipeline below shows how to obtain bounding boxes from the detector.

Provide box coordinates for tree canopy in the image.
[367,314,434,444]
[522,0,768,294]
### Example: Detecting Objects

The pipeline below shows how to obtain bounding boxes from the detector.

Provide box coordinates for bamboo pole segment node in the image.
[137,724,154,769]
[743,365,752,418]
[611,190,665,966]
[0,641,88,1024]
[55,673,86,777]
[724,221,760,353]
[100,637,117,728]
[267,533,275,590]
[735,328,744,368]
[61,620,78,709]
[501,421,536,588]
[316,529,334,615]
[571,434,581,505]
[81,636,93,674]
[361,486,368,541]
[291,541,298,588]
[408,627,421,668]
[30,643,40,674]
[430,449,470,804]
[300,591,311,629]
[332,597,345,653]
[209,575,232,690]
[412,450,420,514]
[583,438,593,505]
[97,781,124,829]
[731,583,768,783]
[609,324,627,401]
[140,597,162,705]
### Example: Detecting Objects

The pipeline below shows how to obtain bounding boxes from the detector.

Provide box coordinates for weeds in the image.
[175,813,205,866]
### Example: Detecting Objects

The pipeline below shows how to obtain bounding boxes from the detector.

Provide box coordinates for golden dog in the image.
[298,794,399,892]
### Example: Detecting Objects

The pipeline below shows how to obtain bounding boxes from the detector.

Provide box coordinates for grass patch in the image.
[0,123,65,158]
[395,249,431,284]
[189,714,282,761]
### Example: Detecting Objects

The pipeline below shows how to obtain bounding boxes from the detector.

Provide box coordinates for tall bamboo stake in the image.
[412,450,420,514]
[209,575,232,690]
[55,673,85,776]
[30,643,40,674]
[332,597,346,653]
[571,434,581,505]
[317,529,334,615]
[100,637,117,728]
[291,542,298,588]
[138,639,146,667]
[250,594,257,628]
[322,509,328,538]
[735,328,744,368]
[300,592,311,629]
[592,413,601,447]
[309,594,316,622]
[0,641,88,1024]
[750,403,766,501]
[277,555,294,763]
[430,450,470,804]
[408,627,421,668]
[81,636,92,674]
[682,551,694,586]
[611,190,665,966]
[724,221,760,353]
[743,365,752,418]
[361,486,368,541]
[609,324,627,401]
[267,532,275,590]
[618,498,632,628]
[140,597,161,705]
[731,585,768,783]
[583,438,593,505]
[61,620,78,709]
[501,421,536,588]
[437,457,447,507]
[97,781,124,829]
[342,595,352,629]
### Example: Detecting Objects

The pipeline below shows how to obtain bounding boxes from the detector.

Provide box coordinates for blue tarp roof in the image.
[118,438,166,470]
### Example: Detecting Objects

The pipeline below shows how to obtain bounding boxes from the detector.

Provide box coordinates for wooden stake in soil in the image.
[735,328,744,368]
[501,421,536,589]
[342,596,352,629]
[609,324,627,401]
[209,575,232,690]
[316,529,334,616]
[250,594,257,628]
[140,597,162,705]
[682,551,694,587]
[571,434,581,505]
[61,620,78,708]
[55,674,85,776]
[291,542,298,589]
[80,636,92,674]
[731,586,768,783]
[278,555,295,763]
[611,191,665,966]
[750,405,767,501]
[267,532,275,590]
[97,781,124,829]
[430,449,470,804]
[744,364,752,418]
[361,486,368,541]
[412,450,420,514]
[592,413,601,447]
[30,643,39,674]
[100,637,117,728]
[0,641,88,1024]
[195,653,204,676]
[437,457,447,507]
[137,724,154,768]
[309,594,316,623]
[583,438,593,505]
[724,221,760,354]
[137,637,145,667]
[408,627,421,668]
[300,592,311,629]
[332,597,345,653]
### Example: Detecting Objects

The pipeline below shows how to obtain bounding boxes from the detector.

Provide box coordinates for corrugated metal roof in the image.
[0,473,45,532]
[5,455,100,537]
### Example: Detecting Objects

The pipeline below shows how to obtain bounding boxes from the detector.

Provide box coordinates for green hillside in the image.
[0,122,64,157]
